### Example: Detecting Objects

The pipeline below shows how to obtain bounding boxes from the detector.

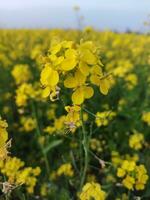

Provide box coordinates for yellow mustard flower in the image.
[11,64,32,85]
[0,117,10,160]
[64,70,94,105]
[142,112,150,126]
[40,39,111,105]
[129,132,144,150]
[125,73,138,90]
[57,163,74,177]
[64,105,81,132]
[135,165,149,190]
[79,182,106,200]
[95,110,116,127]
[122,175,135,190]
[15,83,34,107]
[117,159,148,191]
[90,65,112,95]
[0,156,41,194]
[40,63,59,99]
[20,117,36,132]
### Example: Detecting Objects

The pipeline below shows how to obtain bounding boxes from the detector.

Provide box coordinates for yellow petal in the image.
[0,133,8,147]
[62,41,73,49]
[64,75,77,88]
[80,41,96,52]
[81,49,97,65]
[90,75,100,86]
[75,70,86,86]
[61,58,77,71]
[72,88,84,105]
[65,49,77,58]
[99,78,110,95]
[91,65,103,76]
[79,61,90,76]
[84,86,94,99]
[50,43,61,54]
[73,105,81,112]
[48,70,59,86]
[42,87,50,98]
[65,106,71,112]
[40,65,52,85]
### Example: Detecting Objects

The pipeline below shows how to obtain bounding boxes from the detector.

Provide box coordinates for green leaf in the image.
[43,140,63,154]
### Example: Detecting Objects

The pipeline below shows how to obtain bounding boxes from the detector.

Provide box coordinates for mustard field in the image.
[0,29,150,200]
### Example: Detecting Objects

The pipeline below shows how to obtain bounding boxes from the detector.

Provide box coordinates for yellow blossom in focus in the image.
[90,65,112,95]
[64,70,94,105]
[40,63,59,100]
[40,40,111,105]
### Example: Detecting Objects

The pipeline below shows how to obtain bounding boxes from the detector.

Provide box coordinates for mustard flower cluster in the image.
[111,151,139,167]
[50,163,74,181]
[95,110,116,127]
[1,29,150,199]
[44,105,88,134]
[44,115,66,135]
[64,105,81,132]
[15,83,34,107]
[79,182,106,200]
[40,40,112,105]
[20,117,36,132]
[11,64,32,85]
[90,138,105,153]
[11,64,42,108]
[56,163,74,177]
[15,83,42,107]
[129,132,144,150]
[117,160,148,190]
[125,73,138,90]
[0,156,41,194]
[142,112,150,126]
[111,60,133,78]
[0,117,10,160]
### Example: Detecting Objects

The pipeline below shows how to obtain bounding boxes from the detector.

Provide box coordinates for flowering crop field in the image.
[0,29,150,200]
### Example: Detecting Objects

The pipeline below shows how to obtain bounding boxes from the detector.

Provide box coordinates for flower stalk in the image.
[79,107,89,190]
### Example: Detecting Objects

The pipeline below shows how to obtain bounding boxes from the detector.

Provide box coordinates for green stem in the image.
[128,190,131,199]
[31,101,50,176]
[79,107,89,190]
[5,194,9,200]
[22,193,26,200]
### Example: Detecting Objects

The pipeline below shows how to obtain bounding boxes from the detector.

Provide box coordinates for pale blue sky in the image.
[0,0,150,31]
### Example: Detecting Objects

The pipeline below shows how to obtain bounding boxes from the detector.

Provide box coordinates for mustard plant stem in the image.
[31,101,50,176]
[80,107,89,190]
